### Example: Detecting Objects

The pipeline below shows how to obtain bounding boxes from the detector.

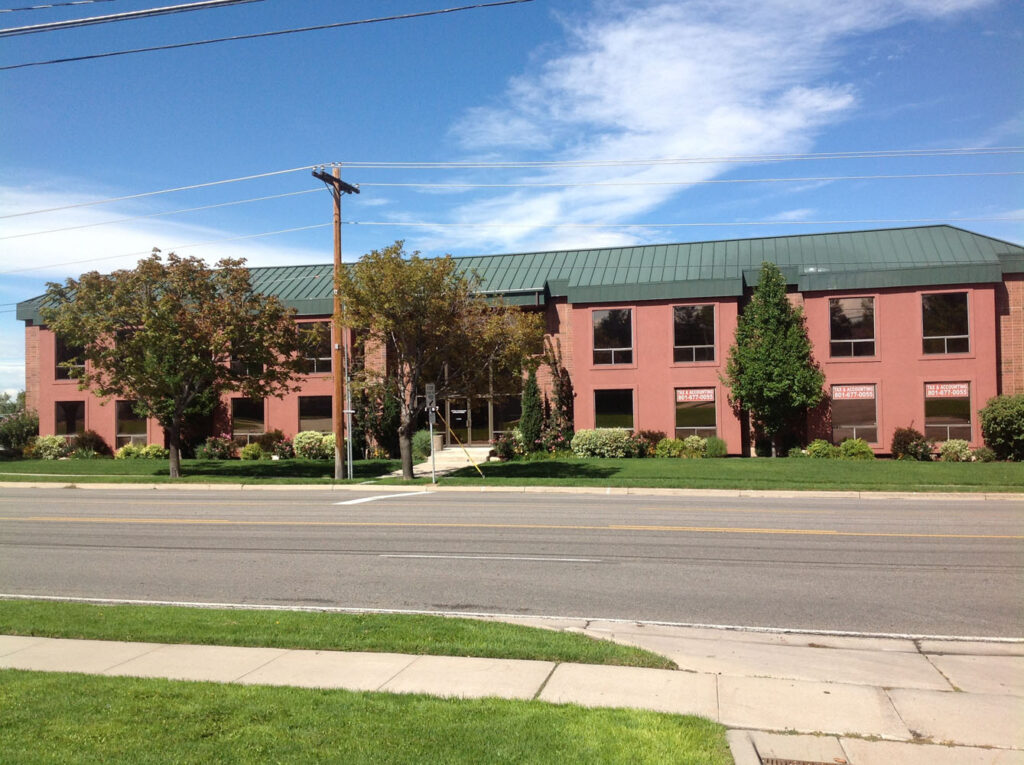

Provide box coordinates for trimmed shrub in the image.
[972,446,997,463]
[682,435,706,459]
[980,394,1024,461]
[240,442,264,461]
[273,438,295,459]
[116,443,169,459]
[71,447,104,459]
[114,443,140,459]
[195,435,237,460]
[939,439,973,462]
[491,432,518,462]
[633,430,666,458]
[654,438,685,458]
[705,436,728,458]
[256,429,286,453]
[72,429,111,457]
[0,409,38,455]
[891,427,933,461]
[787,446,808,458]
[570,428,639,458]
[412,429,432,460]
[33,435,71,460]
[520,367,542,452]
[839,438,875,460]
[806,439,840,459]
[293,430,329,460]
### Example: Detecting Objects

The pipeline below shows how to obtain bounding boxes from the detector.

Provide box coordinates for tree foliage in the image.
[337,241,544,478]
[980,394,1024,461]
[724,261,824,454]
[519,367,542,452]
[542,336,575,442]
[41,253,309,477]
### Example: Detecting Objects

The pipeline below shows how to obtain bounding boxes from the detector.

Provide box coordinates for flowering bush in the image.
[683,435,707,458]
[195,434,237,460]
[570,428,639,458]
[539,425,570,454]
[939,439,973,462]
[891,427,933,461]
[293,430,335,460]
[33,435,71,460]
[632,430,665,458]
[273,438,295,459]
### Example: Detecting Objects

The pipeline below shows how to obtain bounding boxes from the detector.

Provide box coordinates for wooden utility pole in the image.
[312,165,359,480]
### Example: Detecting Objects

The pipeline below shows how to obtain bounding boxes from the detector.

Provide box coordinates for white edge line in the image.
[379,554,601,562]
[1,593,1020,644]
[334,491,431,505]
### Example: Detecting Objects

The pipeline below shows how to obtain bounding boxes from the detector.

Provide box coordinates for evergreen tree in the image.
[724,262,824,455]
[519,366,542,452]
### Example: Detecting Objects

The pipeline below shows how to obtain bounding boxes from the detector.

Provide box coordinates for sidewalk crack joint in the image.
[533,662,559,701]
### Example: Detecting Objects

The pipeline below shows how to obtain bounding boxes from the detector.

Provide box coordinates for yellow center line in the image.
[0,516,1020,540]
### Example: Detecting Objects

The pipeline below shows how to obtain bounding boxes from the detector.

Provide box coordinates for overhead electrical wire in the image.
[3,146,1020,219]
[1,0,120,13]
[0,0,262,37]
[0,0,536,70]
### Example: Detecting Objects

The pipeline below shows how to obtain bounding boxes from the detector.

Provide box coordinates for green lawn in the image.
[0,457,400,483]
[0,670,732,764]
[426,456,1024,493]
[0,600,674,669]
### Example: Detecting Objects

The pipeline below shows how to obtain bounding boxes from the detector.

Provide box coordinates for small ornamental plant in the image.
[939,439,973,462]
[838,438,875,460]
[240,442,264,460]
[806,439,840,459]
[891,427,933,461]
[33,435,71,460]
[196,434,237,460]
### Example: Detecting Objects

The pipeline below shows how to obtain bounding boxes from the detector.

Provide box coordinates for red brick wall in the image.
[997,274,1023,395]
[23,325,40,414]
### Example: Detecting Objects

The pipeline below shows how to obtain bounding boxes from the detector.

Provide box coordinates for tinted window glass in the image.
[829,298,875,357]
[593,309,633,364]
[673,305,715,363]
[922,293,968,354]
[594,389,633,429]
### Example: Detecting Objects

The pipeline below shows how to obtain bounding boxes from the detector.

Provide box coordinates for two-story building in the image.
[17,225,1024,455]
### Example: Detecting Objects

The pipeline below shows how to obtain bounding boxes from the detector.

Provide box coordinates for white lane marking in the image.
[2,593,1020,644]
[334,491,431,505]
[379,554,601,563]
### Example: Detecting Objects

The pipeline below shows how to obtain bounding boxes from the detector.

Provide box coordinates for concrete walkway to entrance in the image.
[384,445,493,479]
[3,618,1021,764]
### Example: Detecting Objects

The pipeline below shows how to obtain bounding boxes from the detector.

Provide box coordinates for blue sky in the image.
[1,0,1022,393]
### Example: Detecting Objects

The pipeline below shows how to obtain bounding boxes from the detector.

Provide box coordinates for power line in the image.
[0,0,119,13]
[358,170,1024,189]
[0,0,535,70]
[0,188,319,240]
[0,0,261,37]
[4,146,1021,219]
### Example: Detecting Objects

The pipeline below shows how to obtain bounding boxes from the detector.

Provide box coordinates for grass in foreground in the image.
[426,456,1024,493]
[0,457,400,483]
[0,600,675,669]
[0,670,732,764]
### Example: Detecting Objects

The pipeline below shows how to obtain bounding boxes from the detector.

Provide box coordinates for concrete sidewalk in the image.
[2,622,1021,764]
[384,445,494,479]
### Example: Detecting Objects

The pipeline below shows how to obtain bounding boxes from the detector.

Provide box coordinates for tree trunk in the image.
[399,431,414,479]
[167,420,182,478]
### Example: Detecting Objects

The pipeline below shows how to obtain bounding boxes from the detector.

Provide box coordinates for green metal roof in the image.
[17,226,1024,323]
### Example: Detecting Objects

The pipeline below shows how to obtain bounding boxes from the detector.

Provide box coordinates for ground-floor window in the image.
[54,401,85,438]
[116,400,147,448]
[674,388,716,437]
[298,396,332,433]
[491,395,522,437]
[924,382,971,442]
[831,384,877,443]
[231,397,264,444]
[594,389,633,429]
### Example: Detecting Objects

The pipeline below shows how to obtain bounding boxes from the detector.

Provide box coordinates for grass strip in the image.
[0,600,675,669]
[0,670,732,764]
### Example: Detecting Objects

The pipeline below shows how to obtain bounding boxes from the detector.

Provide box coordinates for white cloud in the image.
[435,0,998,254]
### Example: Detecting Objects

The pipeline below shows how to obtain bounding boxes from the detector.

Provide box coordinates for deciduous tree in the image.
[337,241,544,478]
[42,253,310,477]
[724,261,824,455]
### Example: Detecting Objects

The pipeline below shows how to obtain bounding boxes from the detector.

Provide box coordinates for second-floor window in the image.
[922,292,969,354]
[301,322,333,374]
[55,336,85,380]
[673,305,715,362]
[829,297,875,357]
[593,309,632,365]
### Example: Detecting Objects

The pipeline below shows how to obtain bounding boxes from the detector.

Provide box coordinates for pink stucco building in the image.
[17,225,1024,455]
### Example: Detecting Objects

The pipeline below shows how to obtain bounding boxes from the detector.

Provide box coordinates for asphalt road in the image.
[1,487,1021,637]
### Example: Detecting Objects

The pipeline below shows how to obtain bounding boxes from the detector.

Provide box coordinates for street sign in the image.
[428,408,436,425]
[425,383,436,408]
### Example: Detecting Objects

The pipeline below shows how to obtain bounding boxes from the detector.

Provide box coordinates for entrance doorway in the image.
[445,398,491,445]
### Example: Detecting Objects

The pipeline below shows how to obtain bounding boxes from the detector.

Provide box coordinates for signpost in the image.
[425,383,437,484]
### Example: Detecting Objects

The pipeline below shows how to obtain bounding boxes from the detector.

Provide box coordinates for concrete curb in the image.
[1,480,1022,502]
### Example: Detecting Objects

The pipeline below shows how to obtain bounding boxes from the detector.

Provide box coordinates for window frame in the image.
[923,382,972,442]
[922,291,970,355]
[54,400,85,439]
[301,321,333,375]
[594,388,634,430]
[230,397,265,445]
[115,400,148,449]
[674,387,717,438]
[672,304,716,364]
[830,384,878,444]
[828,296,876,358]
[54,335,85,381]
[298,395,333,434]
[591,308,634,366]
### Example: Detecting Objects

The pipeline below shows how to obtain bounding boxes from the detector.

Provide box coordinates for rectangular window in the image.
[298,395,332,433]
[675,388,716,437]
[301,322,333,374]
[831,385,877,443]
[594,389,633,429]
[54,336,84,380]
[922,292,969,354]
[592,309,633,365]
[54,401,85,438]
[829,297,875,357]
[924,382,971,442]
[115,400,147,448]
[673,305,715,362]
[231,398,264,444]
[492,395,522,436]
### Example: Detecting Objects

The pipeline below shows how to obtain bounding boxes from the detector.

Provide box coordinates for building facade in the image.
[17,225,1024,455]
